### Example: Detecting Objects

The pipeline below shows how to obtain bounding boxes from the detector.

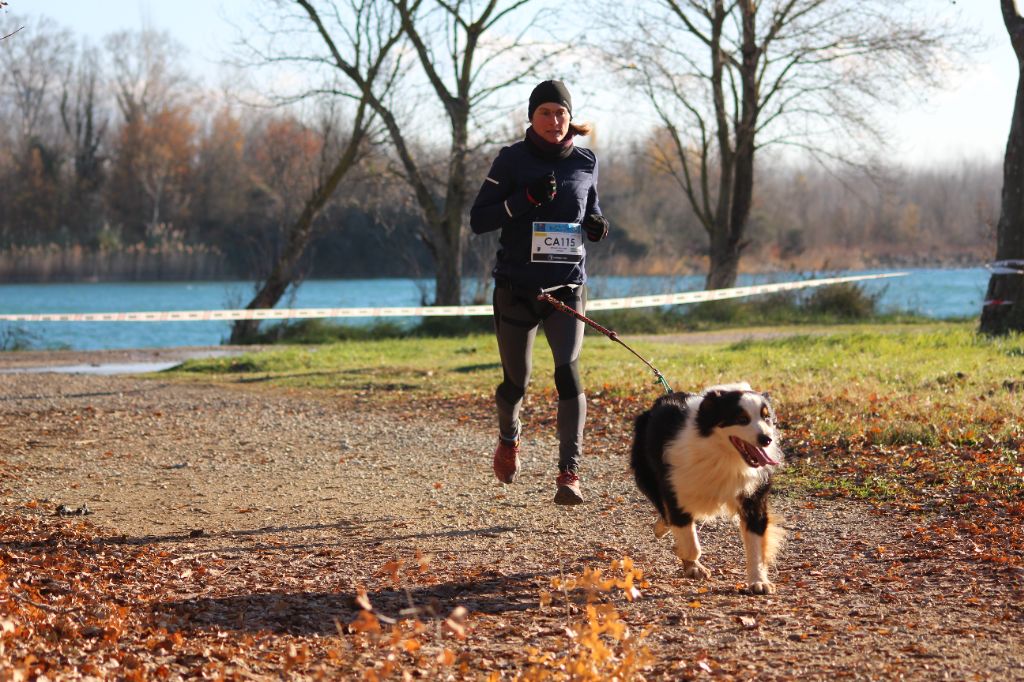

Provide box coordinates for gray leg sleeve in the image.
[543,288,587,473]
[493,288,539,443]
[556,393,586,473]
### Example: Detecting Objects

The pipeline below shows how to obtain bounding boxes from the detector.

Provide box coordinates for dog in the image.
[629,383,785,594]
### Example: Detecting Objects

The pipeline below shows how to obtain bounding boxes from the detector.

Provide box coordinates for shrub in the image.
[414,316,493,337]
[802,283,881,319]
[240,319,409,344]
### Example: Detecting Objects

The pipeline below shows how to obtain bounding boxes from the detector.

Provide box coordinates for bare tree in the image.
[60,44,108,234]
[0,15,70,146]
[0,15,71,244]
[386,0,559,305]
[104,30,190,125]
[603,0,966,289]
[102,30,195,242]
[980,0,1024,335]
[293,0,559,305]
[228,0,405,342]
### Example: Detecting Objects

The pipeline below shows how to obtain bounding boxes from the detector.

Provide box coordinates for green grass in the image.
[174,323,1024,424]
[176,335,502,393]
[176,322,1020,386]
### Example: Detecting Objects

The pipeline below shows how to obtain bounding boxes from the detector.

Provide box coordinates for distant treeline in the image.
[0,17,1000,283]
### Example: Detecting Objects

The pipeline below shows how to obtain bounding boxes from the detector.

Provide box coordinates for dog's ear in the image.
[696,389,730,436]
[761,391,771,403]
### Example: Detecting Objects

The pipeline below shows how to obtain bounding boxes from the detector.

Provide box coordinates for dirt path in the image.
[2,366,1023,680]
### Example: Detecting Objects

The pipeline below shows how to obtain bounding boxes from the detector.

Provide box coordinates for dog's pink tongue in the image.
[750,445,779,467]
[730,436,779,468]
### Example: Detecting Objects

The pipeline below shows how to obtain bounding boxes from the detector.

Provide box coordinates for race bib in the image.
[531,222,583,264]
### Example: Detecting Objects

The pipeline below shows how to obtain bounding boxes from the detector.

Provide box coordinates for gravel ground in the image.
[1,357,1023,680]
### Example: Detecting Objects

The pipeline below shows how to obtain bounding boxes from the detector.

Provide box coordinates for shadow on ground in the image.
[157,570,546,636]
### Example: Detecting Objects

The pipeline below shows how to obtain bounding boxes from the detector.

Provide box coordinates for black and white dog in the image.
[630,383,785,594]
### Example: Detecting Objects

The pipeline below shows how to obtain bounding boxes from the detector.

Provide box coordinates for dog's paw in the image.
[681,560,712,580]
[653,517,670,539]
[747,581,776,595]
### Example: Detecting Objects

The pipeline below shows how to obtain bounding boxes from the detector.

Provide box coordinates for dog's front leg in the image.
[671,523,712,580]
[739,483,777,595]
[740,522,774,594]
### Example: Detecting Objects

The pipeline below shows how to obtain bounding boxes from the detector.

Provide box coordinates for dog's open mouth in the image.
[729,436,779,468]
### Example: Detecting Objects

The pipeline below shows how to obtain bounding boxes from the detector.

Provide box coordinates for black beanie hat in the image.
[528,80,572,120]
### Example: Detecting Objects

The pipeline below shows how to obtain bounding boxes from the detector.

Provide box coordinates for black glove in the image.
[582,213,609,242]
[525,172,557,206]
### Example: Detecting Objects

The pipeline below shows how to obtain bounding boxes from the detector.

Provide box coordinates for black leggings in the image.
[492,285,587,474]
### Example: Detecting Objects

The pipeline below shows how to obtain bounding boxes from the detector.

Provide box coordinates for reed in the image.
[0,242,227,282]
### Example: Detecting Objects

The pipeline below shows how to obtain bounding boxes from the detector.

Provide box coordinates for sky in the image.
[4,0,1020,167]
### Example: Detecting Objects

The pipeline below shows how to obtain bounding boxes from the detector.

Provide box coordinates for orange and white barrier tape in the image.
[0,272,906,322]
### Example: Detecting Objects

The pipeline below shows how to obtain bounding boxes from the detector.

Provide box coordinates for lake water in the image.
[0,268,990,351]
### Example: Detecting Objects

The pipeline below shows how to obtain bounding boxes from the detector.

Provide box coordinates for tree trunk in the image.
[705,0,758,291]
[432,114,468,306]
[433,226,462,306]
[980,0,1024,335]
[706,235,741,289]
[705,135,752,290]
